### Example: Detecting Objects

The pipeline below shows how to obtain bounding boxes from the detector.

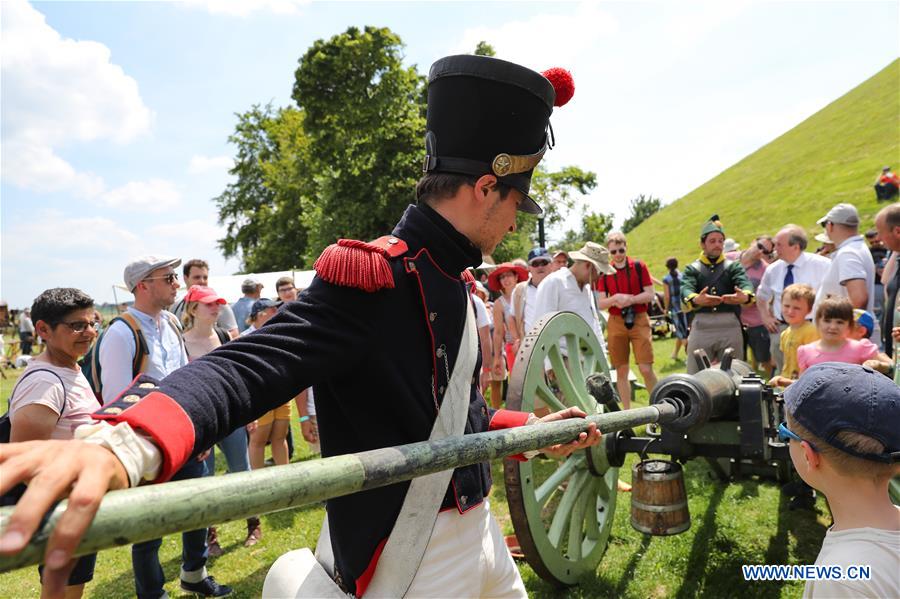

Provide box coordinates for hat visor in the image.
[518,192,543,215]
[816,215,829,226]
[197,296,227,305]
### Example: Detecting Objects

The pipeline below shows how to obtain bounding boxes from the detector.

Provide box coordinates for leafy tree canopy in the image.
[216,32,598,273]
[621,194,662,233]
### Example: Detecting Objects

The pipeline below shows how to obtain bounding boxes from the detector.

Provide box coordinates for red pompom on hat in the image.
[542,67,574,107]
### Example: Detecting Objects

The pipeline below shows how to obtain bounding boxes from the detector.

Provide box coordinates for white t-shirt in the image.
[533,268,603,340]
[523,283,539,337]
[306,386,316,417]
[471,295,491,329]
[10,360,99,440]
[814,235,880,342]
[803,524,900,598]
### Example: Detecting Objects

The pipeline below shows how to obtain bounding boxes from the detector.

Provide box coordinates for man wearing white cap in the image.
[813,203,880,343]
[100,255,231,597]
[232,276,263,333]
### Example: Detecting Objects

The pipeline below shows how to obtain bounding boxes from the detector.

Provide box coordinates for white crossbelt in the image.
[264,300,478,598]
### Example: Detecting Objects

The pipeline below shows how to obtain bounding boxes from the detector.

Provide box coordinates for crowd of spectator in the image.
[6,199,900,596]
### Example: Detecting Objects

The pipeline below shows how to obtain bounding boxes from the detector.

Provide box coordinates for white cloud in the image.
[0,0,153,196]
[4,211,142,257]
[148,220,224,243]
[188,154,233,175]
[454,2,619,72]
[98,179,182,211]
[180,0,309,17]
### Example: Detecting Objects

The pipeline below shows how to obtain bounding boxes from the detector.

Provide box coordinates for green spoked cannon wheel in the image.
[503,311,619,587]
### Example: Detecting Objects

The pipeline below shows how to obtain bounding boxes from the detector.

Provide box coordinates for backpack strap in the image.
[214,326,231,346]
[114,313,150,377]
[10,368,68,413]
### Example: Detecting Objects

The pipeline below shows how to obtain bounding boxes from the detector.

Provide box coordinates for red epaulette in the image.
[314,235,408,292]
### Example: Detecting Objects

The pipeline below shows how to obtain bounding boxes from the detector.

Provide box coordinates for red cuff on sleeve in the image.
[92,391,195,483]
[488,408,530,431]
[489,409,531,461]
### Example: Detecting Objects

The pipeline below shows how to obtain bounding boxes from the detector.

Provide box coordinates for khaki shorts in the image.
[607,311,654,368]
[257,402,292,426]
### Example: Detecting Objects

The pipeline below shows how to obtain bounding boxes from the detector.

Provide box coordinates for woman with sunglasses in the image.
[8,288,101,598]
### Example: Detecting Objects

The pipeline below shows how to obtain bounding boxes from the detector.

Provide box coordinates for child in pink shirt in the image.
[797,297,891,374]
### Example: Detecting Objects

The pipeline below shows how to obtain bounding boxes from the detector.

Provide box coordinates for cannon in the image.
[503,312,792,586]
[0,311,790,592]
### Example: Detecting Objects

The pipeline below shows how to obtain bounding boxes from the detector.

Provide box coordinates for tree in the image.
[621,194,662,234]
[474,41,496,57]
[292,26,426,262]
[556,209,615,252]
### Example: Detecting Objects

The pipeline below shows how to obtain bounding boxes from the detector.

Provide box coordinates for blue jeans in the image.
[204,427,250,474]
[133,457,208,599]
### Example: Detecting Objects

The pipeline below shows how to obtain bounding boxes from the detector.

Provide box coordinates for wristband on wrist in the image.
[299,415,311,423]
[482,366,492,373]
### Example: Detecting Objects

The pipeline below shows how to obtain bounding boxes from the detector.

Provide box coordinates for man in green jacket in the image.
[682,215,755,373]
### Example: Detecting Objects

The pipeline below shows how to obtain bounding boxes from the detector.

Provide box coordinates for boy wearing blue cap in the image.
[781,363,900,598]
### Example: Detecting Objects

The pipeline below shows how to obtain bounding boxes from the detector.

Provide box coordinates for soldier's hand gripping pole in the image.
[0,402,683,573]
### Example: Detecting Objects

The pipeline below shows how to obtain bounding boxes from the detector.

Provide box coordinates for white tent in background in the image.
[113,270,317,306]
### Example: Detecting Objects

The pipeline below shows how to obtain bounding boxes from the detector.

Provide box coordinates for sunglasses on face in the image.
[58,320,102,334]
[610,248,627,255]
[777,422,817,451]
[144,273,179,285]
[756,242,774,255]
[530,260,550,267]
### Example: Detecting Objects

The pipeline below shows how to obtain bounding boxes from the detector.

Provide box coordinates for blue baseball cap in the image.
[249,298,281,320]
[853,309,875,337]
[784,363,900,463]
[527,247,550,264]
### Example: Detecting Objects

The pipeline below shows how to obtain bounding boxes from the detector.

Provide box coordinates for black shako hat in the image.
[423,55,572,215]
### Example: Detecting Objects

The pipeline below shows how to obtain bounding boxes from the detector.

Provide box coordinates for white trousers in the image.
[405,500,526,598]
[263,500,526,598]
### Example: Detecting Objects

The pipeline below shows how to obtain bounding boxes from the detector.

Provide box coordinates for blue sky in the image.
[2,0,898,308]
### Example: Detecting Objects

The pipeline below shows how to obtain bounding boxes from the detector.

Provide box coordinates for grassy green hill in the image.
[629,59,900,276]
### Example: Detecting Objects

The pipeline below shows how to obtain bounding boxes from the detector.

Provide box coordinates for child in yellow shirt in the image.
[770,284,818,387]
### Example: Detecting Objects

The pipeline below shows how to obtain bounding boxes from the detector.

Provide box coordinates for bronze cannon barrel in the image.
[0,402,681,573]
[649,353,753,432]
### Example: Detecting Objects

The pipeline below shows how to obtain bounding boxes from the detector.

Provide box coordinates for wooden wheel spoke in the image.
[567,481,592,560]
[548,470,588,547]
[534,456,579,506]
[584,482,600,541]
[536,381,568,413]
[546,344,587,410]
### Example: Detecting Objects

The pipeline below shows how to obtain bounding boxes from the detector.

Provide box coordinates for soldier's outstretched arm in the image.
[0,279,379,594]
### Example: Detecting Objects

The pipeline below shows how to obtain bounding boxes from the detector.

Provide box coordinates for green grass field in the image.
[628,59,900,278]
[0,337,830,598]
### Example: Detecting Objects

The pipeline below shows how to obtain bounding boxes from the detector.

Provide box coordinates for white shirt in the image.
[19,315,34,334]
[757,252,831,320]
[99,307,188,404]
[814,235,880,341]
[533,268,603,340]
[803,524,900,599]
[471,295,491,329]
[523,282,539,337]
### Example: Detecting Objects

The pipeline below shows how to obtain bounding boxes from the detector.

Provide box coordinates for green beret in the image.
[701,214,724,238]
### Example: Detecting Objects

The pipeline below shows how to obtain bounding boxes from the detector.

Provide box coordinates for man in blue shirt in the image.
[231,276,263,333]
[99,255,231,598]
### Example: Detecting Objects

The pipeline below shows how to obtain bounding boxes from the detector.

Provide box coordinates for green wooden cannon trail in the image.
[0,402,678,573]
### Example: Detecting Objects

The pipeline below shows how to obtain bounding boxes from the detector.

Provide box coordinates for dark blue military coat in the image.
[95,204,529,596]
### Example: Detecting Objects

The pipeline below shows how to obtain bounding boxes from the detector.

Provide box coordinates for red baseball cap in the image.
[184,285,227,305]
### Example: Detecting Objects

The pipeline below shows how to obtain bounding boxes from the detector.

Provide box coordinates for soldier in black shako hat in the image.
[0,55,597,598]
